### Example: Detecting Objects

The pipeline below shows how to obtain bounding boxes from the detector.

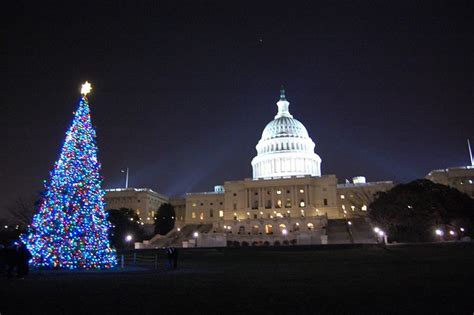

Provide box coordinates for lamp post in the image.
[125,234,133,249]
[193,231,199,247]
[435,229,444,241]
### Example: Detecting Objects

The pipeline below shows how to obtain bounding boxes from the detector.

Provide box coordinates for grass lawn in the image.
[2,243,473,314]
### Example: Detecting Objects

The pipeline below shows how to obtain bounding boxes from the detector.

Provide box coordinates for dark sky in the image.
[1,1,473,217]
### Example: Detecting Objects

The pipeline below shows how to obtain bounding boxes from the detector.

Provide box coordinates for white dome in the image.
[251,89,322,179]
[261,116,310,141]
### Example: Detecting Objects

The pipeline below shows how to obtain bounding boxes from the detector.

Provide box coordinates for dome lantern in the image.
[275,86,293,119]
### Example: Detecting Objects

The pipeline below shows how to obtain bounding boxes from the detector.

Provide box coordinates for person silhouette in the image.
[16,243,32,279]
[172,247,178,269]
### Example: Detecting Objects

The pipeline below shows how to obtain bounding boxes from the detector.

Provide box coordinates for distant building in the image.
[426,166,474,198]
[104,188,168,224]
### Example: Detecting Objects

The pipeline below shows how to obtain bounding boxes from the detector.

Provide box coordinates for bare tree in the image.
[5,196,38,227]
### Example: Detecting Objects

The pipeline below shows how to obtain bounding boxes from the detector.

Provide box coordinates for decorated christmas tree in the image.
[23,82,117,269]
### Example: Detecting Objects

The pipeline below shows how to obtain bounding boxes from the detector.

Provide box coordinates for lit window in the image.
[340,195,345,199]
[299,189,304,193]
[300,200,305,207]
[342,205,345,210]
[219,210,224,217]
[277,200,282,208]
[192,212,196,219]
[192,203,196,207]
[307,223,314,230]
[265,224,273,234]
[200,212,204,220]
[351,206,355,211]
[276,190,282,195]
[361,205,367,211]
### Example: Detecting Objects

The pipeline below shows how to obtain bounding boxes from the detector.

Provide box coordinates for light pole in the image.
[193,231,199,247]
[125,234,133,249]
[121,168,129,188]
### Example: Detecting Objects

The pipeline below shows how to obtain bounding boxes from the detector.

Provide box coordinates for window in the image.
[276,200,282,208]
[192,203,196,207]
[233,212,237,220]
[276,190,282,195]
[210,209,214,218]
[265,224,273,235]
[210,203,213,205]
[233,193,237,196]
[307,223,314,230]
[323,198,328,206]
[301,209,305,217]
[287,190,290,194]
[219,210,224,217]
[233,203,237,210]
[340,195,345,199]
[299,189,304,193]
[200,212,204,220]
[255,192,258,195]
[285,199,291,208]
[219,202,223,205]
[300,200,305,207]
[361,205,367,211]
[200,203,203,206]
[192,212,196,219]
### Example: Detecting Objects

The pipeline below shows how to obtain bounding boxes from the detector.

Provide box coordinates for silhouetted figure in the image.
[16,243,32,279]
[5,244,18,279]
[166,247,173,269]
[0,244,5,274]
[171,247,178,269]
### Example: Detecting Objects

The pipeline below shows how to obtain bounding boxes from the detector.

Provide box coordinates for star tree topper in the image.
[81,81,92,96]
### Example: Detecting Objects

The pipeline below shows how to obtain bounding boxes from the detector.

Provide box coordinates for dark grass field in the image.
[2,243,474,315]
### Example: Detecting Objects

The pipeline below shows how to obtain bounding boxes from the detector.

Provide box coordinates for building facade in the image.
[104,188,169,224]
[426,166,474,198]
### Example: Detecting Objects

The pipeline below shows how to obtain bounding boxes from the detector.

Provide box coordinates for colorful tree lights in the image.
[23,82,116,269]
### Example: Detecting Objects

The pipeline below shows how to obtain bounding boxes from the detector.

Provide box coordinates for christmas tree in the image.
[23,82,117,269]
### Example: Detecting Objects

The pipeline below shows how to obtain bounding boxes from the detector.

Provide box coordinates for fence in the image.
[119,252,166,270]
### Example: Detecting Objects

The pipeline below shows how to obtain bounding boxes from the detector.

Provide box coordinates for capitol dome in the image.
[251,88,322,179]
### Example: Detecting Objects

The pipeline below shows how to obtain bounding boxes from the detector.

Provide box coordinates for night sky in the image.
[2,1,473,217]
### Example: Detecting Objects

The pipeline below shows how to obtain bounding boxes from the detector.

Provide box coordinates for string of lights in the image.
[22,83,117,269]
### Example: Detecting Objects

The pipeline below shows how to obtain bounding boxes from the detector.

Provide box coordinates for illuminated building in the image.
[141,89,393,248]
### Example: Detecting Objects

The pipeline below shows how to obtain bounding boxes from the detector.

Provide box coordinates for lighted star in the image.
[81,81,92,96]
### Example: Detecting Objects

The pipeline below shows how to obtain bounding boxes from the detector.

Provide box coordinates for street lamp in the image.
[193,231,199,247]
[125,234,133,249]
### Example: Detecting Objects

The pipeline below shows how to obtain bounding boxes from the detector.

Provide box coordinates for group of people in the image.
[166,247,178,269]
[0,242,32,279]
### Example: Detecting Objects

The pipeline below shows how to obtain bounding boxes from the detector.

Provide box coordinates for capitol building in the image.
[105,89,473,247]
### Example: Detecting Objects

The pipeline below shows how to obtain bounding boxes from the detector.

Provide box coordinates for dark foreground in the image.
[2,243,474,315]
